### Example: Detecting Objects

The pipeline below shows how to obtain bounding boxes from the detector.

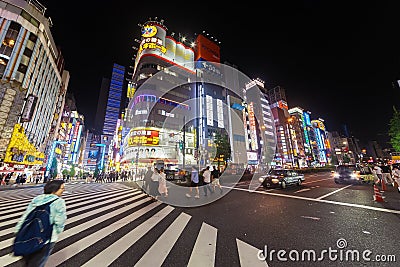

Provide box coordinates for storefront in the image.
[121,127,195,172]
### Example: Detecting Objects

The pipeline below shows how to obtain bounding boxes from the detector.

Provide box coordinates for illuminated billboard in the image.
[128,128,160,146]
[194,34,220,63]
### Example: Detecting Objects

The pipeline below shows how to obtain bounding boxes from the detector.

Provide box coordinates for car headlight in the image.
[333,173,340,178]
[271,178,279,183]
[259,177,264,183]
[350,173,358,179]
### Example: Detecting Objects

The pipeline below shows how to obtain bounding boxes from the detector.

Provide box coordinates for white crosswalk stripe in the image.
[237,239,269,267]
[133,212,191,267]
[187,222,218,267]
[0,182,268,266]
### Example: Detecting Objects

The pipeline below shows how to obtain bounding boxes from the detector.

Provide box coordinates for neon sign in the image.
[142,25,157,37]
[128,129,159,146]
[139,37,167,54]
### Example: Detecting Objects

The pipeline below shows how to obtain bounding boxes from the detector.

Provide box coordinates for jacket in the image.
[15,194,67,243]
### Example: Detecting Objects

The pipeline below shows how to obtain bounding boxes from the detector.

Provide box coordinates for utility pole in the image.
[182,115,186,170]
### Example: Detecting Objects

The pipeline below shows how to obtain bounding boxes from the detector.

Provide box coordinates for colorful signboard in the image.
[248,102,258,150]
[128,128,160,146]
[142,25,157,37]
[5,124,44,165]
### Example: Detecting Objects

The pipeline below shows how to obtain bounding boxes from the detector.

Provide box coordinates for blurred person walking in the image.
[381,164,393,185]
[158,167,168,198]
[211,166,223,194]
[202,166,213,196]
[186,166,200,198]
[143,166,153,194]
[391,165,400,193]
[150,168,161,200]
[373,165,383,185]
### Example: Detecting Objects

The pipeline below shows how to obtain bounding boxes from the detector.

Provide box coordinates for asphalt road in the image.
[0,172,399,266]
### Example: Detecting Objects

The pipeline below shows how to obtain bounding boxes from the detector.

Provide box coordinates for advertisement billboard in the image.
[194,34,220,63]
[21,94,38,122]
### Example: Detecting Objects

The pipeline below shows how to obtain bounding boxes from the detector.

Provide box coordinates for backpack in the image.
[12,198,57,256]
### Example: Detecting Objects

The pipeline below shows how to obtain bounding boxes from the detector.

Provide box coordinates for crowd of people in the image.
[140,165,224,200]
[373,163,400,193]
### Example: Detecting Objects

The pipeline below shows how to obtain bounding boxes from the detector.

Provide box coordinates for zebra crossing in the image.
[0,183,268,266]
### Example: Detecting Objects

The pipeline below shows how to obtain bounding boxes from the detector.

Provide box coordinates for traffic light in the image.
[179,141,183,150]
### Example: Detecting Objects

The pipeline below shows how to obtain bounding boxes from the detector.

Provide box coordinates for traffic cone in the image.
[373,184,385,202]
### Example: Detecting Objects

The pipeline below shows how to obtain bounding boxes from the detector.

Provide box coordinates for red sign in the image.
[194,34,220,63]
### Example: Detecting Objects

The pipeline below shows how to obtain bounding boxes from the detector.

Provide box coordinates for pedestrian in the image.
[211,166,223,194]
[202,166,213,196]
[150,167,160,199]
[158,167,168,198]
[186,166,200,198]
[143,166,153,194]
[391,165,400,193]
[15,179,67,267]
[373,165,383,185]
[381,164,393,185]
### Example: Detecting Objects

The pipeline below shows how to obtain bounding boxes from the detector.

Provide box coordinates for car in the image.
[333,164,374,184]
[258,169,305,189]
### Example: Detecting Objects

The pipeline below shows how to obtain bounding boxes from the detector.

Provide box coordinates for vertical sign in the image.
[248,102,258,150]
[217,99,223,128]
[206,95,213,126]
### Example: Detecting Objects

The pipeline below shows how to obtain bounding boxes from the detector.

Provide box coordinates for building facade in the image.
[0,0,67,176]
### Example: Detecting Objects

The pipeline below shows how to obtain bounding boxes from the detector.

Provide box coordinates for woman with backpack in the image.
[14,179,67,267]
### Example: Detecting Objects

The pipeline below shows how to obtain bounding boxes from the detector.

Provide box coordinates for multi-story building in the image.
[268,86,292,167]
[0,0,67,176]
[122,19,197,173]
[93,63,125,171]
[122,19,279,176]
[309,118,331,166]
[240,78,276,171]
[103,63,125,136]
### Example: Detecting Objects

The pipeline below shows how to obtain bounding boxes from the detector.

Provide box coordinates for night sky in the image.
[39,1,400,147]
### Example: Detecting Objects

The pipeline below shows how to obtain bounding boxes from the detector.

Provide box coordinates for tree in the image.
[62,169,69,177]
[214,132,231,167]
[70,165,76,177]
[342,154,351,164]
[389,106,400,152]
[94,167,100,178]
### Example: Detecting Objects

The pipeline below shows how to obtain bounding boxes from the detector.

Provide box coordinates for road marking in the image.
[301,215,320,221]
[134,213,192,267]
[294,188,311,193]
[80,205,174,267]
[236,238,269,267]
[302,178,332,184]
[223,186,400,215]
[316,184,352,200]
[0,191,143,237]
[0,198,161,266]
[50,204,171,267]
[187,222,217,267]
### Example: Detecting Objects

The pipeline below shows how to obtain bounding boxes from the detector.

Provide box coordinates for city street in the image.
[0,172,399,266]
